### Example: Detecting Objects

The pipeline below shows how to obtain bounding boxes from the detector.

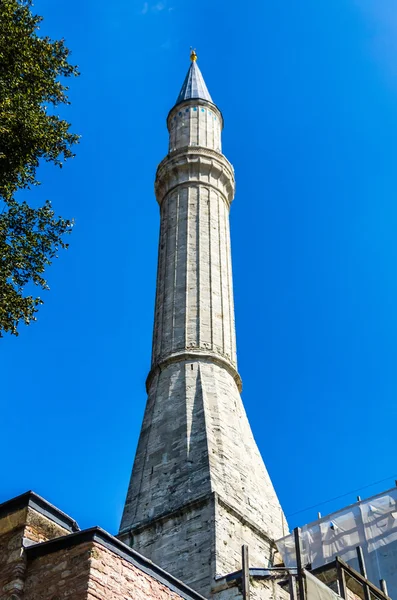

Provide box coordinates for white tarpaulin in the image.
[305,570,343,600]
[276,488,397,599]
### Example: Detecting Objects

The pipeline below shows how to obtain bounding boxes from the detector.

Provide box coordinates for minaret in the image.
[119,51,287,598]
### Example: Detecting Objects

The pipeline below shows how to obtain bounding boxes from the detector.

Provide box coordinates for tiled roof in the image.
[175,61,212,105]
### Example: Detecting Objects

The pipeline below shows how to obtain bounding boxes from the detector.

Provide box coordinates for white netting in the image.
[276,488,397,599]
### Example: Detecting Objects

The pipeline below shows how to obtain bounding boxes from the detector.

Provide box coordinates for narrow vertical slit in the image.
[218,193,225,354]
[225,201,234,363]
[197,185,201,347]
[208,190,213,350]
[171,190,180,350]
[159,198,169,360]
[228,206,237,363]
[184,187,189,350]
[151,209,163,365]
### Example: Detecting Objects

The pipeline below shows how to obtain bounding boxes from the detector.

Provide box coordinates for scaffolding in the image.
[276,487,397,600]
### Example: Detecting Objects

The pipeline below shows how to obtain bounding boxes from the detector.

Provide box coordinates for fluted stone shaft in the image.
[151,107,236,375]
[120,63,287,600]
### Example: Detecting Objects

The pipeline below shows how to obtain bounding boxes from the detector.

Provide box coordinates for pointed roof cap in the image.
[175,50,213,105]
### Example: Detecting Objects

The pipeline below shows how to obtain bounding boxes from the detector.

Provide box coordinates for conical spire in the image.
[175,50,213,105]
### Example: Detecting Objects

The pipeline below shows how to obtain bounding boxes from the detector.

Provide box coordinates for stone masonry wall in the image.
[0,505,71,599]
[0,525,26,599]
[121,360,286,546]
[125,488,288,600]
[120,361,212,530]
[122,497,216,597]
[214,579,289,600]
[168,100,222,153]
[120,357,286,600]
[201,362,287,542]
[24,507,71,545]
[214,500,277,578]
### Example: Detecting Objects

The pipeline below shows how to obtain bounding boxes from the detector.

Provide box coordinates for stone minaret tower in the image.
[119,52,287,598]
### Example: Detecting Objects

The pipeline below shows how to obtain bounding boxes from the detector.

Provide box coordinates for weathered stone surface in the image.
[121,362,286,544]
[120,65,287,599]
[167,100,223,154]
[214,578,289,600]
[151,177,236,369]
[121,494,216,595]
[24,506,71,545]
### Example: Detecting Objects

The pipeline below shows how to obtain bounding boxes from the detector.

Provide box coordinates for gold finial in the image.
[190,48,197,62]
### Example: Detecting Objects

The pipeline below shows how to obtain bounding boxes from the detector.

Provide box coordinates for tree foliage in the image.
[0,0,79,336]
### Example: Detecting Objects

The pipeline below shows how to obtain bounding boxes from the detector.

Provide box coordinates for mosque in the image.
[0,52,396,600]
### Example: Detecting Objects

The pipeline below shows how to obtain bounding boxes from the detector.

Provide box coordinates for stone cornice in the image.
[155,147,235,207]
[146,350,242,393]
[119,491,276,559]
[0,491,79,533]
[119,493,214,538]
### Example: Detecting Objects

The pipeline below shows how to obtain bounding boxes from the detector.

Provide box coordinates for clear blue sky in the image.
[2,0,397,535]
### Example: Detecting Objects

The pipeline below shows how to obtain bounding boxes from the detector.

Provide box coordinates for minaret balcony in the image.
[155,146,235,208]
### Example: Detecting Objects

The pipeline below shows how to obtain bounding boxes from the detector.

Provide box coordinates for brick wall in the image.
[88,542,188,600]
[23,542,91,600]
[24,537,203,600]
